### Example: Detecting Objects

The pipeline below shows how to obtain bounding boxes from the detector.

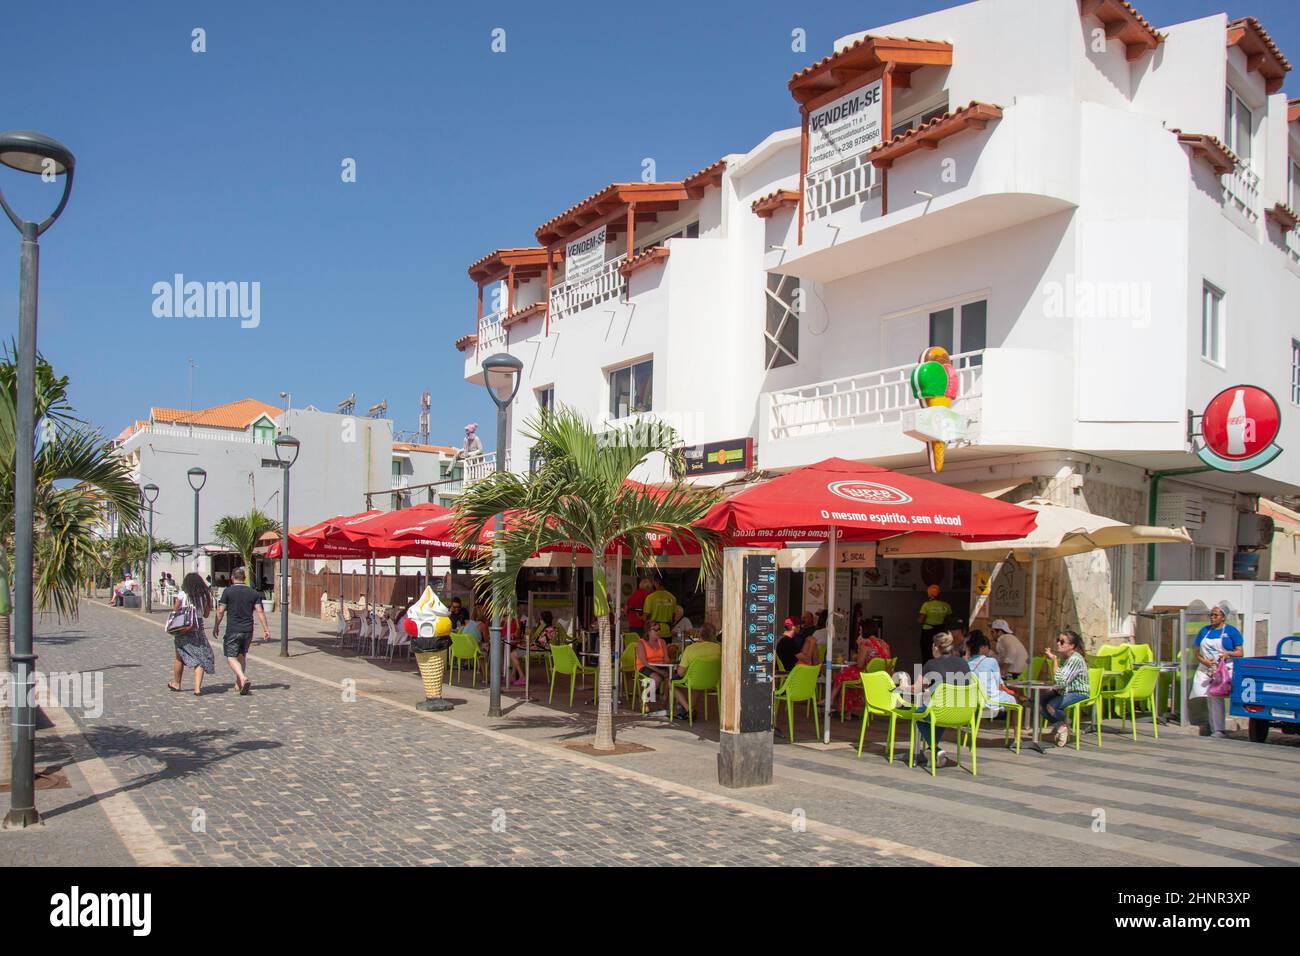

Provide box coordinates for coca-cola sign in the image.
[1197,385,1282,473]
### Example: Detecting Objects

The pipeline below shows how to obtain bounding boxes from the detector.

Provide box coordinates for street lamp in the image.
[480,352,523,717]
[1,129,75,830]
[274,434,300,658]
[187,466,206,578]
[142,483,159,613]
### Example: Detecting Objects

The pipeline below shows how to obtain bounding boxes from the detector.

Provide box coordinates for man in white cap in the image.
[451,422,485,465]
[991,619,1029,678]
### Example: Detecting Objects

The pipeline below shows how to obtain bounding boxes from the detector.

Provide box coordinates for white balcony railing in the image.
[804,153,880,224]
[478,308,508,352]
[548,255,626,324]
[463,450,511,487]
[1285,226,1300,264]
[1223,161,1262,223]
[130,423,273,445]
[768,350,985,441]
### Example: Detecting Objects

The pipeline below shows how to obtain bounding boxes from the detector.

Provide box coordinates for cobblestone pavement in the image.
[5,602,939,867]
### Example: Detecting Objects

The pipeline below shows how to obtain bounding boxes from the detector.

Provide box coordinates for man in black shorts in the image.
[213,566,270,695]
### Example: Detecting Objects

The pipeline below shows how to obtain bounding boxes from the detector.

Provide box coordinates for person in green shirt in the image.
[642,579,677,634]
[916,584,952,665]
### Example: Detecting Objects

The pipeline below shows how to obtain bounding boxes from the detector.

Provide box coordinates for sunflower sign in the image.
[904,346,969,473]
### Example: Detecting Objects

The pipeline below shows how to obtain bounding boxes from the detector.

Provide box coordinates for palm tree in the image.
[454,407,721,751]
[212,509,280,575]
[0,348,143,785]
[95,530,182,586]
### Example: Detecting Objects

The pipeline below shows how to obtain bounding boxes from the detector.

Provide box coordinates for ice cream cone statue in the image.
[407,586,455,711]
[910,346,957,473]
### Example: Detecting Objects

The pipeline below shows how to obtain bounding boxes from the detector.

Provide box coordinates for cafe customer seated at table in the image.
[907,631,972,769]
[635,624,674,714]
[776,617,818,672]
[669,605,694,640]
[507,612,544,686]
[965,630,1019,714]
[670,627,720,716]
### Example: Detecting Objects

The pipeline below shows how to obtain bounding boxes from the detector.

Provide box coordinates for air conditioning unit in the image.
[1156,493,1203,530]
[1236,513,1275,550]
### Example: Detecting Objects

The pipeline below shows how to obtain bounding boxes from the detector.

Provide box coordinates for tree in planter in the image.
[0,349,143,785]
[95,530,182,592]
[212,510,280,578]
[453,407,720,751]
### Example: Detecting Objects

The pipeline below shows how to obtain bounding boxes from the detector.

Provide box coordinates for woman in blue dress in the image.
[1192,604,1243,738]
[168,572,216,695]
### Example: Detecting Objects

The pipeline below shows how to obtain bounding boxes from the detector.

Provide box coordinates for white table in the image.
[1006,680,1058,754]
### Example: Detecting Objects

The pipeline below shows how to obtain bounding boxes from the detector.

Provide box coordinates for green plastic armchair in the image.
[773,664,820,742]
[670,656,721,725]
[858,671,919,763]
[548,644,598,707]
[1099,664,1160,741]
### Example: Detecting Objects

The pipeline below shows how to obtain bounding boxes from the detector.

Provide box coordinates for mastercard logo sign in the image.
[827,480,913,505]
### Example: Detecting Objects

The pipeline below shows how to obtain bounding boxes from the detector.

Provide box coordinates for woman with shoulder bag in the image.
[167,572,216,695]
[1192,604,1244,738]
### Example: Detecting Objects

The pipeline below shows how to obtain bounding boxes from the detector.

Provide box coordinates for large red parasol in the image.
[696,458,1037,544]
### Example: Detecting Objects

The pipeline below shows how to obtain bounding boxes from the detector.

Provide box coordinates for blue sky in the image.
[2,0,1297,448]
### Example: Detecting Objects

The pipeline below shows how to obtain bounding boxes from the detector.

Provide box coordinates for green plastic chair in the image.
[972,679,1024,754]
[857,671,919,763]
[670,656,721,725]
[910,681,982,777]
[548,644,598,707]
[448,631,486,687]
[618,642,639,703]
[1099,664,1160,741]
[1061,666,1105,750]
[1024,655,1053,682]
[1095,644,1134,716]
[773,664,820,742]
[839,657,891,722]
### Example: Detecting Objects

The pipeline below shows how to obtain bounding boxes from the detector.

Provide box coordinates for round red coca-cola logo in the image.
[1201,386,1280,461]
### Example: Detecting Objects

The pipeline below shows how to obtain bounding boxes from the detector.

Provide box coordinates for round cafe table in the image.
[1006,680,1058,754]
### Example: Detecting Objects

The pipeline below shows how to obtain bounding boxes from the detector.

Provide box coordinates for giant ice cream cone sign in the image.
[406,586,452,640]
[407,586,454,711]
[906,346,967,473]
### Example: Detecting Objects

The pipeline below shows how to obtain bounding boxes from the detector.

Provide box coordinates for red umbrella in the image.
[265,535,373,559]
[697,458,1037,543]
[330,502,452,547]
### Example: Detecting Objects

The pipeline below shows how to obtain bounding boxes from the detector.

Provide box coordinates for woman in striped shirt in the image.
[1041,629,1091,748]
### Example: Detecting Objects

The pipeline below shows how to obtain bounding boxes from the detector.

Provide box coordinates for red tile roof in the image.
[618,246,671,279]
[788,36,954,105]
[1170,130,1239,177]
[869,102,1003,169]
[751,189,801,219]
[1227,17,1291,95]
[1078,0,1164,61]
[1288,98,1300,125]
[150,398,282,430]
[455,333,478,353]
[501,301,546,329]
[1267,203,1299,231]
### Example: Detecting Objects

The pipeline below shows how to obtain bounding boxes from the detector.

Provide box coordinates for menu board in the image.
[741,554,777,733]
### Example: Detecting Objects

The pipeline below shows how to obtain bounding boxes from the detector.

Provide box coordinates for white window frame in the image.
[608,358,653,420]
[1290,155,1300,213]
[536,385,555,412]
[1201,282,1225,368]
[1224,86,1254,166]
[881,288,992,369]
[764,273,800,371]
[889,91,950,140]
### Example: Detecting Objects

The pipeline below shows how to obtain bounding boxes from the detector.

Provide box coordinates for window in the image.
[634,221,699,257]
[1224,87,1252,164]
[536,386,554,412]
[1290,158,1300,213]
[1292,339,1300,405]
[765,273,800,370]
[890,94,951,140]
[609,359,653,418]
[1201,283,1224,365]
[927,299,987,364]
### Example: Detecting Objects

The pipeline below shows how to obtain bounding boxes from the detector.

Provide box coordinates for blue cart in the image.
[1230,636,1300,743]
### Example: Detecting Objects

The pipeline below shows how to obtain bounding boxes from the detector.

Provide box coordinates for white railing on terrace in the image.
[478,308,507,352]
[463,450,511,487]
[1285,226,1300,264]
[1223,161,1262,223]
[548,255,626,323]
[804,153,880,224]
[132,423,272,445]
[768,350,985,441]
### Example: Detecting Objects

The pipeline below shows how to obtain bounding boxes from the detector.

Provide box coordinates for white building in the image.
[457,0,1300,654]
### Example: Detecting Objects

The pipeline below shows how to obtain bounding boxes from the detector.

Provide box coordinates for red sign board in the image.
[1201,386,1281,462]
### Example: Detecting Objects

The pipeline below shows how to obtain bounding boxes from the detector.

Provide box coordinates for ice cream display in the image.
[407,586,454,711]
[909,346,957,473]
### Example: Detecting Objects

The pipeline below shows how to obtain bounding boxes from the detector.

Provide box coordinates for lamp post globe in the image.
[479,352,524,718]
[1,129,75,830]
[274,434,300,657]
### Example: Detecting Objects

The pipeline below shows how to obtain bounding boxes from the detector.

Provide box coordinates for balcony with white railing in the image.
[1223,161,1262,224]
[758,347,1073,471]
[804,154,881,225]
[547,255,626,325]
[118,422,273,448]
[463,450,511,487]
[1285,225,1300,265]
[477,307,508,353]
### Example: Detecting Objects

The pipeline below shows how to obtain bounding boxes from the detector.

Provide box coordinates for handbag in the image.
[166,604,197,636]
[1207,657,1233,697]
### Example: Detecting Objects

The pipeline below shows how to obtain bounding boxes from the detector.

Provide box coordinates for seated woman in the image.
[965,630,1018,714]
[509,610,553,686]
[910,631,972,769]
[635,624,673,713]
[832,621,892,718]
[669,605,695,640]
[1041,629,1091,747]
[775,617,819,672]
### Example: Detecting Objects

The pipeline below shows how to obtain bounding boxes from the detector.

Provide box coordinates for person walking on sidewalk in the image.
[212,566,270,695]
[169,572,216,696]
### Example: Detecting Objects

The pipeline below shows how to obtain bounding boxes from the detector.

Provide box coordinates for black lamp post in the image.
[1,130,75,830]
[481,352,523,717]
[186,466,206,578]
[274,434,300,657]
[142,483,159,613]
